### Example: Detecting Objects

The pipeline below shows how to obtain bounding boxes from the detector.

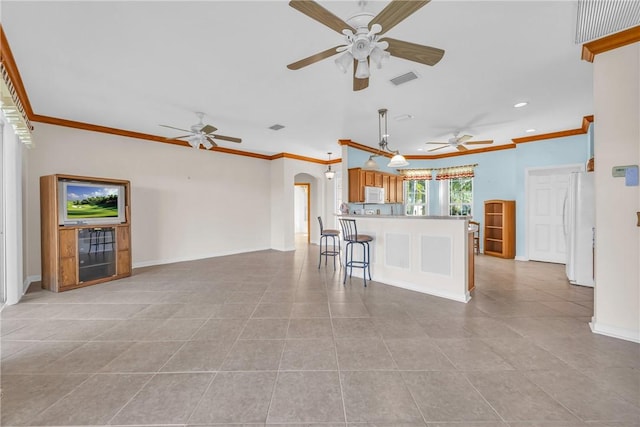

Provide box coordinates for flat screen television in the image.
[58,180,126,226]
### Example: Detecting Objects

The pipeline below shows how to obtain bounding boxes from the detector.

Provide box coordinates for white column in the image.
[591,42,640,342]
[2,118,25,305]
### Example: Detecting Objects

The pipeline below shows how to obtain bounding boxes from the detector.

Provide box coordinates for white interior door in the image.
[527,166,581,263]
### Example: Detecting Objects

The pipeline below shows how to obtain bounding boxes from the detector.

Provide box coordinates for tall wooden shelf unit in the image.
[483,200,515,259]
[40,174,132,292]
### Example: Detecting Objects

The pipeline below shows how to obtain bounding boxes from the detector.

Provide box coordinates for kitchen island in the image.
[337,214,474,302]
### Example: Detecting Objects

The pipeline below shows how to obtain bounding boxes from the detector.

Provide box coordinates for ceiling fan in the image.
[425,133,494,152]
[287,0,445,91]
[160,112,241,150]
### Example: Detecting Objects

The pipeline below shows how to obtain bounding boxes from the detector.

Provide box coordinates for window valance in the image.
[435,164,477,180]
[398,163,477,181]
[397,169,433,180]
[1,62,33,147]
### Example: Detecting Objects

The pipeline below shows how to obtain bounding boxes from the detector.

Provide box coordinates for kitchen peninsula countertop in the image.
[332,214,474,302]
[338,214,469,220]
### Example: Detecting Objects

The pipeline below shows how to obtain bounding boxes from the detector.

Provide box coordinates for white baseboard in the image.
[590,320,640,343]
[132,246,273,269]
[23,275,41,294]
[514,256,529,261]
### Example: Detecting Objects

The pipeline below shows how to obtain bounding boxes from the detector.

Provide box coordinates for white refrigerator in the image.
[563,171,595,287]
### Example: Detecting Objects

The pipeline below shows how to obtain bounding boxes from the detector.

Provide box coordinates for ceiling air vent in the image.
[575,0,640,43]
[390,71,419,86]
[269,124,285,131]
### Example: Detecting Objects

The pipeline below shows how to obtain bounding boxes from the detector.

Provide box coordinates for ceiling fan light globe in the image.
[387,154,409,168]
[370,47,389,69]
[335,52,353,73]
[355,59,370,79]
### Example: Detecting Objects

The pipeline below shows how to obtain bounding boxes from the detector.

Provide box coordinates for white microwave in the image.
[364,186,385,204]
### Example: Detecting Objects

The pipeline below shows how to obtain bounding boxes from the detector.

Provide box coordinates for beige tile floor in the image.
[1,242,639,426]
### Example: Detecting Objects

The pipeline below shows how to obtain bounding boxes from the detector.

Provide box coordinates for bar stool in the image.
[338,218,373,286]
[318,216,340,269]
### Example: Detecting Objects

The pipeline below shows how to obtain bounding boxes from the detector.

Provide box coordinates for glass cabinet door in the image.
[77,228,116,282]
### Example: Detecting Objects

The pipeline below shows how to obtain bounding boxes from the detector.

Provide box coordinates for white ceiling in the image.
[2,1,594,159]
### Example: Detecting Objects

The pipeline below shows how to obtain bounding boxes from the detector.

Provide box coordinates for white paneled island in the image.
[337,215,474,302]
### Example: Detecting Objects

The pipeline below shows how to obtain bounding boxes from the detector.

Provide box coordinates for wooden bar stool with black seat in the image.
[318,216,340,269]
[338,218,373,286]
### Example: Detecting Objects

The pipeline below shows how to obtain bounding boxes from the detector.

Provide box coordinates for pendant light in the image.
[363,108,409,169]
[324,152,336,180]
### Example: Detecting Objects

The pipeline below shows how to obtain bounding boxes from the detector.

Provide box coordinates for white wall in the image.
[25,123,272,277]
[592,42,640,343]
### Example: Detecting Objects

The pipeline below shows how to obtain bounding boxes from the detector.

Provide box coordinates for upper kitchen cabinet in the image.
[348,168,404,203]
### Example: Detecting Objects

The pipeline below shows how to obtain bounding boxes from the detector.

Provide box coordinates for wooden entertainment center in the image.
[40,174,132,292]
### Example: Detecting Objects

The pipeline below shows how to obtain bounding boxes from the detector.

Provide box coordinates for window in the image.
[404,179,429,216]
[448,177,473,216]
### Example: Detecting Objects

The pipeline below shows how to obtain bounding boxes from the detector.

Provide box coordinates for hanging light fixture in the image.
[324,152,336,180]
[363,108,409,169]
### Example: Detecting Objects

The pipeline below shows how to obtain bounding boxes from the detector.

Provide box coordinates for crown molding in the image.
[512,115,593,144]
[582,26,640,62]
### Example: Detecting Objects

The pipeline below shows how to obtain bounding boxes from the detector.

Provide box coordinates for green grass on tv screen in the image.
[66,198,118,218]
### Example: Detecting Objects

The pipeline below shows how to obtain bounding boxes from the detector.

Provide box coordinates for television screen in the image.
[59,181,126,225]
[66,184,119,219]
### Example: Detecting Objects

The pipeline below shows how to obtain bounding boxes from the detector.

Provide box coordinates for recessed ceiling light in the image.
[417,148,424,151]
[514,102,528,108]
[525,128,536,133]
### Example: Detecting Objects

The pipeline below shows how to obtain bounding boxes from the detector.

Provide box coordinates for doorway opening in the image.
[294,183,310,243]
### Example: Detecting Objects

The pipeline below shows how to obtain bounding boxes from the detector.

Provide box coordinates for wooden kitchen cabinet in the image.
[348,168,404,203]
[348,168,366,202]
[396,177,404,203]
[388,175,397,202]
[383,175,391,202]
[483,200,515,259]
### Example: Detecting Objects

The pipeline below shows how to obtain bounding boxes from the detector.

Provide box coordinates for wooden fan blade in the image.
[159,124,191,133]
[353,58,369,91]
[205,137,218,148]
[200,124,218,134]
[166,134,192,140]
[464,140,494,145]
[457,134,473,143]
[289,0,354,34]
[287,46,342,70]
[369,0,430,35]
[428,145,450,152]
[212,134,242,143]
[456,145,469,152]
[383,37,444,66]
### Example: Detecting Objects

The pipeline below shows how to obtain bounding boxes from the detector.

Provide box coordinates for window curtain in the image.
[398,169,433,180]
[1,63,33,147]
[435,164,477,180]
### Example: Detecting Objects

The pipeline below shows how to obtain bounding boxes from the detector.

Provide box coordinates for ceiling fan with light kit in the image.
[160,112,241,150]
[287,0,445,91]
[425,133,494,152]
